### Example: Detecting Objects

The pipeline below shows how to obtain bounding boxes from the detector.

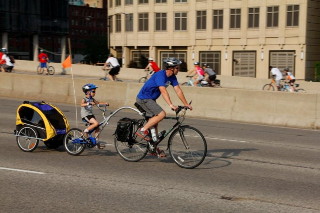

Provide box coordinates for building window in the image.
[125,13,133,32]
[175,12,187,31]
[270,51,295,76]
[196,11,206,30]
[115,14,121,32]
[233,51,256,77]
[115,0,121,6]
[155,13,167,31]
[109,0,113,8]
[132,51,149,68]
[139,0,148,4]
[213,9,223,29]
[200,51,221,75]
[287,5,299,27]
[175,0,187,2]
[125,0,133,4]
[138,13,149,31]
[248,7,259,28]
[267,6,279,27]
[230,8,241,29]
[156,0,167,3]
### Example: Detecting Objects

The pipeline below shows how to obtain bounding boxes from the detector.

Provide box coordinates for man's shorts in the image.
[109,66,120,76]
[40,62,47,68]
[208,75,216,81]
[136,98,163,117]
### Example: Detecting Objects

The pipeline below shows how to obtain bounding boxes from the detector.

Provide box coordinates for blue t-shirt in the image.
[137,70,179,100]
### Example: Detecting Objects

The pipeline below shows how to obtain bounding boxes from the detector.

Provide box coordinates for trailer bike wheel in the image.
[138,77,147,83]
[37,66,44,74]
[63,128,86,156]
[114,137,148,162]
[16,127,39,152]
[262,84,275,91]
[168,126,207,169]
[47,66,55,75]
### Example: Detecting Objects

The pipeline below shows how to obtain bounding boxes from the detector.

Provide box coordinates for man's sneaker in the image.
[148,148,166,158]
[135,128,151,141]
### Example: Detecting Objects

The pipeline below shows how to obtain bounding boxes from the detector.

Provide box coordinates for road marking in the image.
[207,137,249,143]
[0,167,45,175]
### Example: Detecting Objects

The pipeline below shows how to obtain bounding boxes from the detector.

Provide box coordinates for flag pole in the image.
[66,38,78,128]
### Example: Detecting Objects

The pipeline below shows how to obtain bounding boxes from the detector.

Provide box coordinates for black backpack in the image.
[115,117,134,142]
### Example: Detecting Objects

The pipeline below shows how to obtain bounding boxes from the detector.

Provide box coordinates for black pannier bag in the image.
[115,117,134,142]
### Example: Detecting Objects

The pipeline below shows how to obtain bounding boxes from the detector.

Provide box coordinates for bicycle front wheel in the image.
[262,84,275,91]
[16,127,39,152]
[47,66,55,75]
[138,77,147,83]
[63,128,86,156]
[168,126,207,169]
[114,137,148,162]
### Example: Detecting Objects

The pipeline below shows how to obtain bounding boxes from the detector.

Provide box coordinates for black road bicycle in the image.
[114,102,207,169]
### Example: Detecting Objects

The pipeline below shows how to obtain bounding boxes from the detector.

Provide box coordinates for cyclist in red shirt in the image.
[0,48,7,72]
[145,57,160,72]
[38,49,49,74]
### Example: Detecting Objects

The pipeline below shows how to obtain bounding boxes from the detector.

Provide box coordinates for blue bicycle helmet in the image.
[82,83,98,93]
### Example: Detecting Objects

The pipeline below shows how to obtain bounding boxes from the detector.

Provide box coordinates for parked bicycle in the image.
[263,79,305,92]
[114,102,207,169]
[63,105,139,155]
[181,75,221,88]
[37,63,55,75]
[138,69,154,83]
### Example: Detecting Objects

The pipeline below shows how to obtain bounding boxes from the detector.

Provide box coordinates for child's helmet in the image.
[82,83,98,93]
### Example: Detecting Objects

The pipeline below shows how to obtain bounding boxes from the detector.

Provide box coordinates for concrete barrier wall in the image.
[13,59,320,93]
[1,72,320,129]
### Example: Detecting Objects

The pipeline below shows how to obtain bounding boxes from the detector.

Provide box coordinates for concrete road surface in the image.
[0,98,319,213]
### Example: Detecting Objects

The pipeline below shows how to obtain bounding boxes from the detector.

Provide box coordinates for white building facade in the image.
[108,0,320,80]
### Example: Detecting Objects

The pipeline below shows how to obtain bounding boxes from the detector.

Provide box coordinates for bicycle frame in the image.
[142,106,189,150]
[92,105,143,139]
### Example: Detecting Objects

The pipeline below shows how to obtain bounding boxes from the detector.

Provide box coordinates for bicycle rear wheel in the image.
[48,66,55,75]
[63,128,86,156]
[114,137,148,162]
[168,125,207,169]
[16,126,39,152]
[262,84,275,91]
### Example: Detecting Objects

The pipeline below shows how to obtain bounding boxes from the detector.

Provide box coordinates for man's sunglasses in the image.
[91,90,96,93]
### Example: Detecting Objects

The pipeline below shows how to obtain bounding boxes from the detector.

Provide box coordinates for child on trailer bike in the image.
[81,83,109,149]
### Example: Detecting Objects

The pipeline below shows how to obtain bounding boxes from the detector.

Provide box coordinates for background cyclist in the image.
[269,66,283,91]
[145,57,160,73]
[38,49,49,74]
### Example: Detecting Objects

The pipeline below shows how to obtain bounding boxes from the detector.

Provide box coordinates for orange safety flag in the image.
[62,55,72,68]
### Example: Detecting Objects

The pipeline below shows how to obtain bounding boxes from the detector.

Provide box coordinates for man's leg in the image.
[143,111,166,131]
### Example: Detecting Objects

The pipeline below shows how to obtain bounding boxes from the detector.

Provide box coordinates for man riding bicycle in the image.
[135,57,192,144]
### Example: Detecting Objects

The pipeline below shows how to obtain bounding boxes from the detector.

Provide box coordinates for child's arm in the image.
[80,98,95,107]
[93,99,109,106]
